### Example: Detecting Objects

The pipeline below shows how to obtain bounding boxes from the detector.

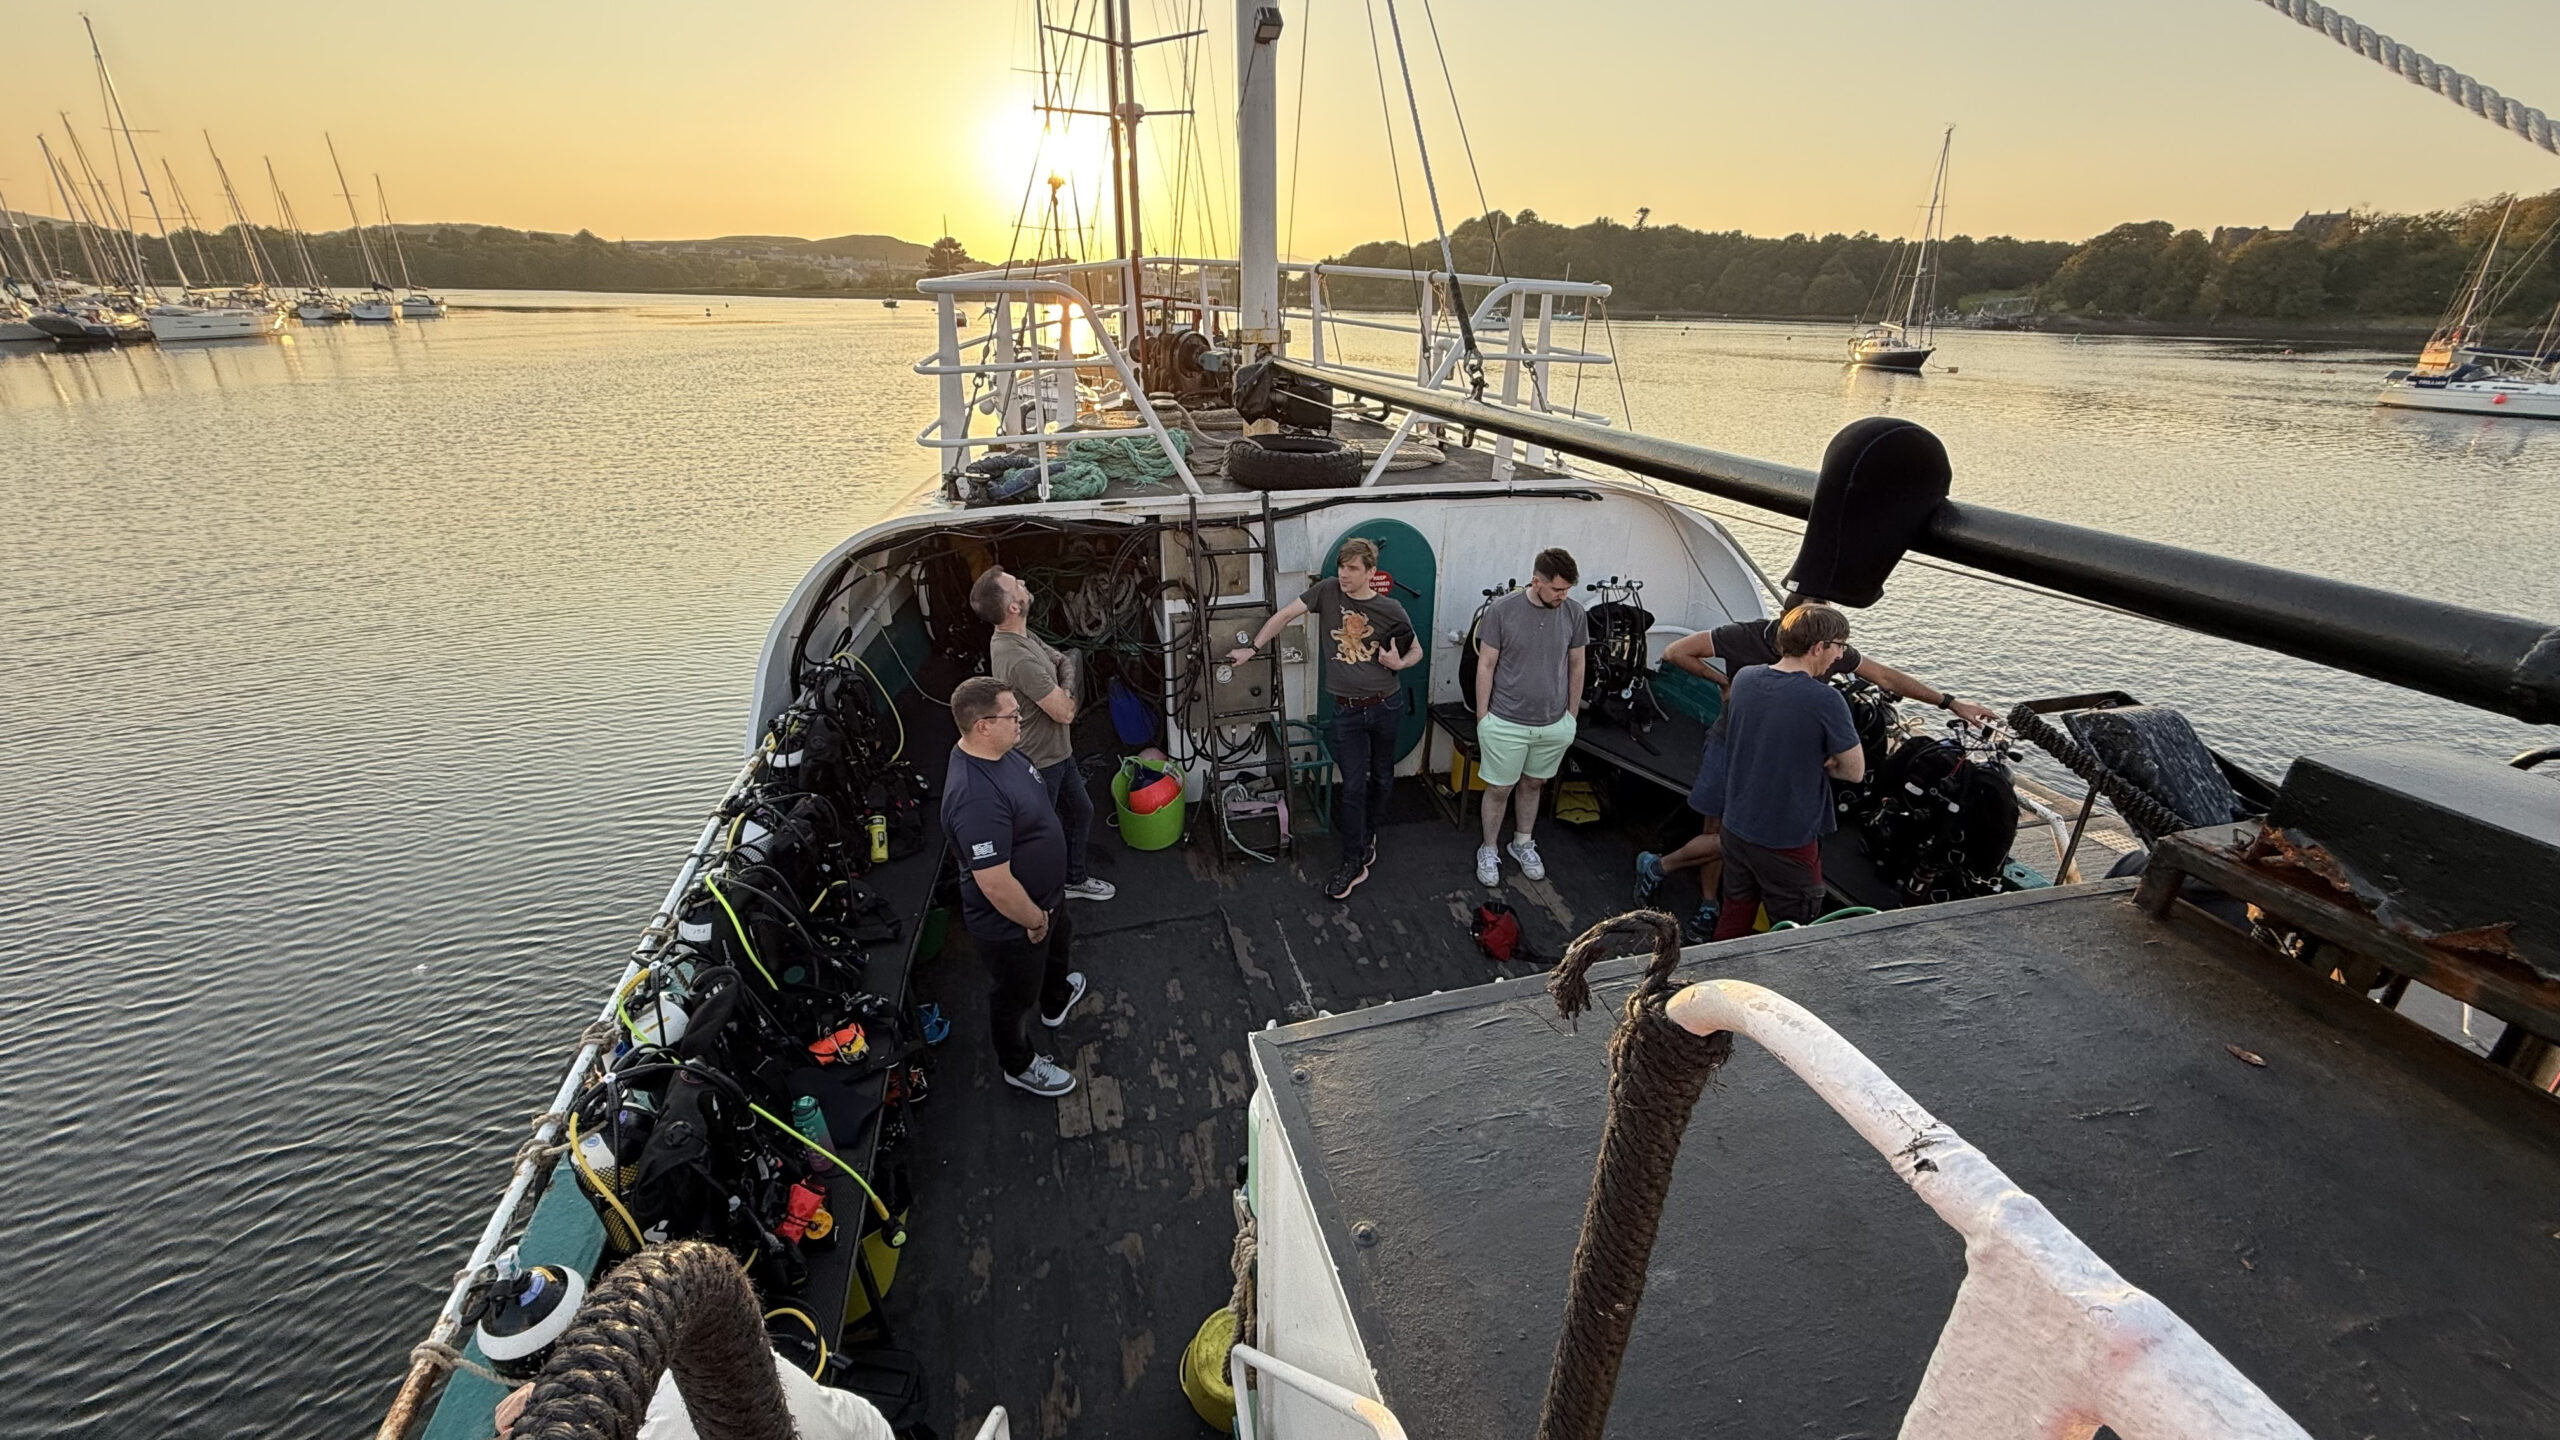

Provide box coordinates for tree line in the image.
[11,221,888,295]
[1312,191,2560,329]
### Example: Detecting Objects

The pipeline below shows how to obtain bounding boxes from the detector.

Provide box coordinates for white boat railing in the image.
[1662,979,2312,1440]
[1230,1342,1410,1440]
[913,256,1615,496]
[915,269,1204,498]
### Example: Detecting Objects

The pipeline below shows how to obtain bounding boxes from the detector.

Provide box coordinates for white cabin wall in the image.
[1268,492,1770,774]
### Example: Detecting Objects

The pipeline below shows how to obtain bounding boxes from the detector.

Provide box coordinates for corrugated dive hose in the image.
[512,1240,797,1440]
[2004,703,2188,841]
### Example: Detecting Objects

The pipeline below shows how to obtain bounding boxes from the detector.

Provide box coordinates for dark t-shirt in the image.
[1300,578,1416,700]
[941,744,1068,941]
[1720,666,1860,849]
[1705,618,1861,739]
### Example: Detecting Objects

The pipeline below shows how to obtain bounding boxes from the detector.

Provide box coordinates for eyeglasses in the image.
[988,710,1025,726]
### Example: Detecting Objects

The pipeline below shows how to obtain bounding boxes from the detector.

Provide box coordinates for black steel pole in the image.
[1276,359,2560,726]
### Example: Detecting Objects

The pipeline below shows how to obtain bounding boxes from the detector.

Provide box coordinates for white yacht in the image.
[2377,204,2560,420]
[0,293,45,343]
[377,177,448,318]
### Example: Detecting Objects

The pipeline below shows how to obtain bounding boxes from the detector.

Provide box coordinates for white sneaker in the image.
[1063,877,1116,901]
[1475,844,1501,887]
[1506,834,1546,881]
[1041,971,1089,1028]
[1005,1054,1076,1097]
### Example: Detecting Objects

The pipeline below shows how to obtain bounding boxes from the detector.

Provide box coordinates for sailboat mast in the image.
[162,159,218,286]
[87,16,187,294]
[2448,198,2512,349]
[41,137,113,289]
[267,158,327,291]
[60,118,143,291]
[207,136,276,289]
[1913,125,1952,342]
[375,176,418,290]
[326,134,387,291]
[0,187,42,286]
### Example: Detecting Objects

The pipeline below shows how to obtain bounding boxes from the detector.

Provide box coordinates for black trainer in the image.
[1325,854,1370,902]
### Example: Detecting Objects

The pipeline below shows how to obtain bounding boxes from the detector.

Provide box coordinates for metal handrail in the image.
[1229,1343,1409,1440]
[912,275,1202,496]
[1663,980,2310,1439]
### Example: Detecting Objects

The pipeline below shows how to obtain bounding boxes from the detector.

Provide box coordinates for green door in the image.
[1312,517,1437,761]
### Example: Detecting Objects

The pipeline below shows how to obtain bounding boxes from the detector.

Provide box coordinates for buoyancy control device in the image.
[1862,727,2022,905]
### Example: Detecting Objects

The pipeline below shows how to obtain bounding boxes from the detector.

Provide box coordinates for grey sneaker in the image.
[1005,1054,1076,1097]
[1506,834,1546,881]
[1040,971,1089,1028]
[1475,844,1502,887]
[1063,877,1116,901]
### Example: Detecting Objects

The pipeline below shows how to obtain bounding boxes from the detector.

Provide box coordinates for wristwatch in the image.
[1935,692,1957,710]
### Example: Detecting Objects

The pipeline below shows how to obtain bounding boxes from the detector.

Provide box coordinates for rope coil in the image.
[515,1240,798,1440]
[1537,912,1734,1440]
[2257,0,2559,155]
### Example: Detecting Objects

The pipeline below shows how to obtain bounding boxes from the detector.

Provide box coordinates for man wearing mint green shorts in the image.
[1471,548,1588,886]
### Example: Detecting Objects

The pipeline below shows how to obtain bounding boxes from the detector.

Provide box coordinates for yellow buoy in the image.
[1180,1307,1238,1431]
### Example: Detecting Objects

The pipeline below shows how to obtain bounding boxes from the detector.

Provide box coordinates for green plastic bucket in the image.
[1111,759,1186,851]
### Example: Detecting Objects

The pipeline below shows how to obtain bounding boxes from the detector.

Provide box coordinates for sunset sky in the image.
[7,1,2558,261]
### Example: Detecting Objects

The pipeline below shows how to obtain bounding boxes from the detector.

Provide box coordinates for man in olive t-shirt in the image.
[971,566,1115,901]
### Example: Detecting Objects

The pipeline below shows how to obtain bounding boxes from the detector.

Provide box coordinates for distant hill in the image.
[793,233,931,265]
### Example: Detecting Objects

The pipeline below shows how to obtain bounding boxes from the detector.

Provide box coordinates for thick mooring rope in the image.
[2004,703,2189,843]
[1535,912,1734,1440]
[2254,0,2559,155]
[513,1241,798,1440]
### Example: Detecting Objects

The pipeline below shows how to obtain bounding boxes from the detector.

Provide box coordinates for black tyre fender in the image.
[1225,434,1366,491]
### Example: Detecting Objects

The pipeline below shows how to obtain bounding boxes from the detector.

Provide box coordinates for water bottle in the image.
[790,1095,836,1174]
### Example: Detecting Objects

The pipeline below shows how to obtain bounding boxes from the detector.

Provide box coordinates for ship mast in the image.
[1042,0,1200,350]
[1235,1,1283,357]
[87,15,186,295]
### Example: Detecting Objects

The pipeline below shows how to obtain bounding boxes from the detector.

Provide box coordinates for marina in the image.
[7,3,2560,1439]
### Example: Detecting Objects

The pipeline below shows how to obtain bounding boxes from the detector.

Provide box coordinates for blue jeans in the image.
[1036,756,1095,885]
[1330,699,1403,858]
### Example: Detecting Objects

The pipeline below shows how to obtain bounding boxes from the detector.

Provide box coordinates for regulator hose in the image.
[2004,703,2188,842]
[512,1240,797,1440]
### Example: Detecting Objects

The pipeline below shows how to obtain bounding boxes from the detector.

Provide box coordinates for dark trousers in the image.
[1331,699,1403,858]
[1714,834,1826,940]
[1035,756,1095,885]
[979,903,1076,1076]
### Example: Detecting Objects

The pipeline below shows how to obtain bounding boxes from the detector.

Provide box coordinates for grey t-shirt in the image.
[990,628,1073,769]
[1475,590,1589,726]
[1300,578,1415,701]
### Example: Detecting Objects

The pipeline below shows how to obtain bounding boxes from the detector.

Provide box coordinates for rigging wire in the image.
[1361,0,1424,359]
[1378,0,1487,399]
[1416,0,1504,275]
[1284,0,1315,264]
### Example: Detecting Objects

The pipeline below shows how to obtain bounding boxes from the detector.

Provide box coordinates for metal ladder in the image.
[1185,490,1291,859]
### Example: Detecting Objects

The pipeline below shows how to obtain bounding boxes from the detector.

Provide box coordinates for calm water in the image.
[3,296,2554,1436]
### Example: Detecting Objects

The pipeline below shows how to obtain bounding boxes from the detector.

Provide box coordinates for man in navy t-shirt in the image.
[1711,605,1866,940]
[941,675,1086,1097]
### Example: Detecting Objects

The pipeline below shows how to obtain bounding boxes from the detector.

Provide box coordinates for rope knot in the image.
[1548,910,1684,1027]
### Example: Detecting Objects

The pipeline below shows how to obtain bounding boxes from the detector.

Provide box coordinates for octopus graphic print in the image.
[1300,577,1413,702]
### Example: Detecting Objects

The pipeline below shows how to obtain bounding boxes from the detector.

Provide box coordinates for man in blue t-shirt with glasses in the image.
[1709,604,1867,939]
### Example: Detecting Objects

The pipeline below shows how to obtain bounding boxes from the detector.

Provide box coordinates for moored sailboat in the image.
[374,176,447,318]
[1848,127,1953,371]
[328,135,400,322]
[2376,200,2560,420]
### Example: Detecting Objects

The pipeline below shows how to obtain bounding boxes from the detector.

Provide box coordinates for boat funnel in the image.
[1784,417,1950,608]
